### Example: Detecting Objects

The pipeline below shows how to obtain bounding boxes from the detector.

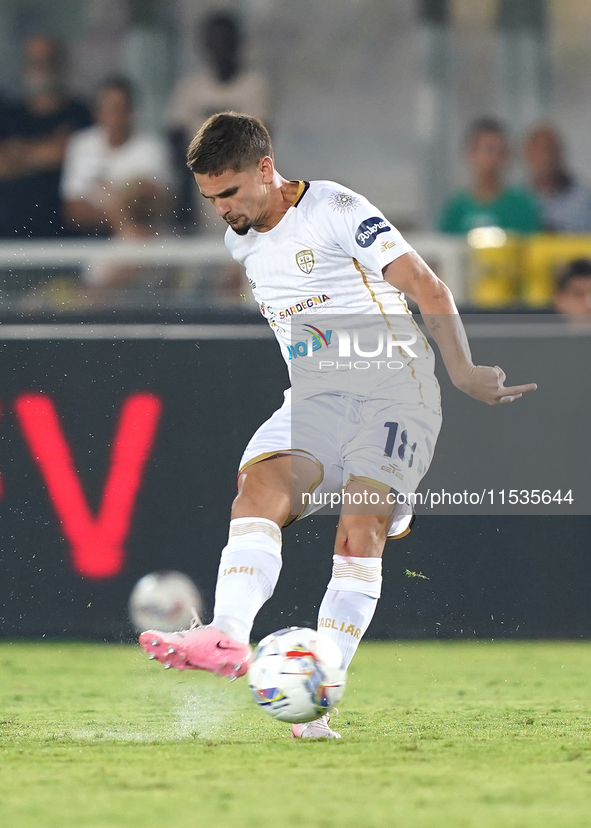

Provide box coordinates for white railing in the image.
[0,237,229,267]
[406,233,469,305]
[0,233,469,306]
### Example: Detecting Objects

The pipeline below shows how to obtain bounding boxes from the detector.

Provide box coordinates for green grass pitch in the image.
[1,640,591,828]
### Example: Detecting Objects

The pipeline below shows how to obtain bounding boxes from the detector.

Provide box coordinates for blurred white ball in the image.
[128,570,202,633]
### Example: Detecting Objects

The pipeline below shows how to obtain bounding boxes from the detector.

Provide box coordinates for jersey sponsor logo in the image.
[295,249,315,274]
[287,326,332,360]
[259,302,287,334]
[379,239,396,253]
[278,294,331,320]
[356,216,392,247]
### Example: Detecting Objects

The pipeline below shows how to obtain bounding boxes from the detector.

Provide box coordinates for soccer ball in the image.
[128,570,202,633]
[247,627,346,723]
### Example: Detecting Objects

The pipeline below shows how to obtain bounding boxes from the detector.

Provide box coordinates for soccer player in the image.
[140,113,536,737]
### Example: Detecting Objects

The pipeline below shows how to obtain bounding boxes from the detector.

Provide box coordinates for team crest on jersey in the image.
[296,249,315,274]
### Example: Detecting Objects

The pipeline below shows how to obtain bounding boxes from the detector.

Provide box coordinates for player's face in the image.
[195,159,274,235]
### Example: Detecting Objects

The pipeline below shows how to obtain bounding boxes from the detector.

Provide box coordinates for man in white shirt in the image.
[139,113,537,738]
[61,76,173,236]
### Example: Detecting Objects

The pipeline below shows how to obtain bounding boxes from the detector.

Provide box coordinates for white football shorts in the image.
[239,390,442,538]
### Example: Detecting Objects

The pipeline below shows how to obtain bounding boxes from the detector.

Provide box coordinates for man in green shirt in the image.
[438,117,542,235]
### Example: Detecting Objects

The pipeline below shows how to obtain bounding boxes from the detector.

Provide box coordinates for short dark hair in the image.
[555,258,591,292]
[465,116,507,147]
[186,112,273,175]
[98,75,134,108]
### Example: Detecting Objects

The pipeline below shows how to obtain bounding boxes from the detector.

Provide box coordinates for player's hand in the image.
[454,364,537,405]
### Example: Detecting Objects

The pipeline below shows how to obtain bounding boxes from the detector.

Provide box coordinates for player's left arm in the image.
[383,251,537,405]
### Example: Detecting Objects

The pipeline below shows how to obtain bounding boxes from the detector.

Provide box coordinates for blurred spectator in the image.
[166,11,270,230]
[82,179,176,292]
[524,124,591,233]
[438,117,542,235]
[61,77,173,237]
[0,34,92,238]
[553,258,591,320]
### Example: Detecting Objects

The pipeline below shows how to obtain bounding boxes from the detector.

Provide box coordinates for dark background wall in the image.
[0,326,589,641]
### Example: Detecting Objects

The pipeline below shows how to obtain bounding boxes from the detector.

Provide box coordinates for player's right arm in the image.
[383,250,537,406]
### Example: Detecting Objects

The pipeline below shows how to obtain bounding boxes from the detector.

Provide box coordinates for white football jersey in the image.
[225,180,440,412]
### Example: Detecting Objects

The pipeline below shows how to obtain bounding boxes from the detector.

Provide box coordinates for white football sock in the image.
[317,555,382,668]
[211,517,282,644]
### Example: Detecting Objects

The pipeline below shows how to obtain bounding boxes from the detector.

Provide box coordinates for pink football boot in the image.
[139,623,251,679]
[292,713,341,739]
